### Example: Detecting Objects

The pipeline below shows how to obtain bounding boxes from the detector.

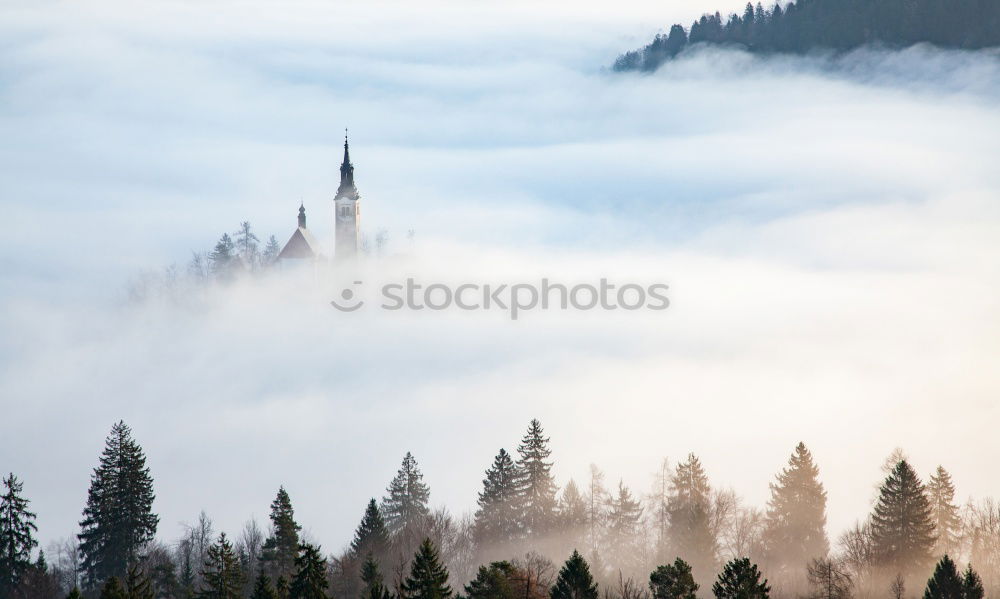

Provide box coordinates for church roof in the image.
[277,226,322,260]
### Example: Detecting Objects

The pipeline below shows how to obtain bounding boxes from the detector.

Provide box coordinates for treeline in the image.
[3,420,1000,599]
[612,0,1000,72]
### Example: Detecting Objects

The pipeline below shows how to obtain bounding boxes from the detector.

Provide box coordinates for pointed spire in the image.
[337,128,357,199]
[298,202,306,228]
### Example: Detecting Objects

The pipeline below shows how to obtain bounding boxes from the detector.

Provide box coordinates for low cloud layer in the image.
[1,0,999,558]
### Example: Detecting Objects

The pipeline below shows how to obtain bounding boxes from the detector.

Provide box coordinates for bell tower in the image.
[334,131,360,260]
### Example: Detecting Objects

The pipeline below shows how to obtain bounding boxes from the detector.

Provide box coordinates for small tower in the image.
[277,202,322,263]
[334,132,360,260]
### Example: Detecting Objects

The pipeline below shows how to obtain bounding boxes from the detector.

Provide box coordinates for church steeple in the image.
[337,130,357,199]
[298,202,306,228]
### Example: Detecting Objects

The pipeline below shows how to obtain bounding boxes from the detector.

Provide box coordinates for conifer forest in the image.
[2,420,998,599]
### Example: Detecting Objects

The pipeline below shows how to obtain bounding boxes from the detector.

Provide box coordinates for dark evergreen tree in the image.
[101,577,127,599]
[199,533,243,599]
[870,461,936,578]
[961,565,983,599]
[79,421,159,590]
[125,564,155,599]
[351,500,390,561]
[923,555,962,599]
[251,572,278,599]
[360,555,392,599]
[474,449,521,550]
[667,454,717,585]
[762,443,829,586]
[464,561,518,599]
[649,558,699,599]
[712,559,770,599]
[400,539,451,599]
[209,234,238,279]
[261,487,301,586]
[0,473,38,598]
[68,587,83,599]
[550,551,598,599]
[926,467,961,558]
[382,453,431,537]
[515,420,557,538]
[289,544,328,599]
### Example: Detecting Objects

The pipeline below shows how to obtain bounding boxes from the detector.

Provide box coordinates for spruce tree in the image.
[252,573,278,599]
[870,461,936,577]
[605,481,643,574]
[712,559,770,599]
[923,556,963,599]
[464,561,518,599]
[550,551,598,599]
[515,420,558,538]
[667,454,717,584]
[649,558,699,599]
[102,577,128,599]
[400,539,451,599]
[961,565,983,599]
[474,449,521,549]
[382,453,431,537]
[125,564,155,599]
[199,533,244,599]
[289,544,328,599]
[762,443,829,587]
[557,481,588,555]
[351,500,390,561]
[0,473,38,598]
[68,587,83,599]
[79,421,159,590]
[360,555,392,599]
[261,487,301,585]
[926,467,961,558]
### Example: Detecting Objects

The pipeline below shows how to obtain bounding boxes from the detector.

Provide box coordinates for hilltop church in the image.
[276,134,361,263]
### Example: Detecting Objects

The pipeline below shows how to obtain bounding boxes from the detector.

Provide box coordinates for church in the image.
[276,134,361,264]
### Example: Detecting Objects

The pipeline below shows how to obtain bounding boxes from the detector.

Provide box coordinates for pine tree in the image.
[870,461,936,577]
[712,558,770,599]
[209,234,238,279]
[102,576,127,599]
[251,572,278,599]
[464,561,518,599]
[762,443,829,586]
[649,558,699,599]
[199,533,243,599]
[667,454,717,584]
[922,555,962,599]
[360,555,392,599]
[550,551,598,599]
[351,500,390,561]
[557,481,588,553]
[125,564,155,599]
[926,468,961,558]
[961,565,983,599]
[79,421,159,590]
[474,449,521,549]
[261,487,302,585]
[382,453,431,537]
[262,236,282,267]
[289,544,328,599]
[400,539,451,599]
[0,473,38,598]
[515,420,558,538]
[605,481,643,574]
[68,586,83,599]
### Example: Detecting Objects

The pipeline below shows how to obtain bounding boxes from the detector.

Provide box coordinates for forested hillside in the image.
[3,420,1000,599]
[613,0,1000,72]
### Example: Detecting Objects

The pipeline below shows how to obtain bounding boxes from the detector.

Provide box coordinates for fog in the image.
[1,0,1000,568]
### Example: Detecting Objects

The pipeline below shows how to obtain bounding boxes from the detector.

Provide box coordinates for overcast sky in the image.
[2,0,1000,559]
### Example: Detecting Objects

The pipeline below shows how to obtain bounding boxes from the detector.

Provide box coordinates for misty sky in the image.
[2,0,1000,559]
